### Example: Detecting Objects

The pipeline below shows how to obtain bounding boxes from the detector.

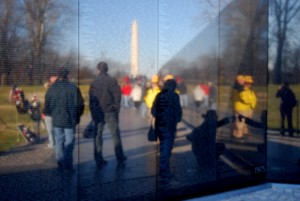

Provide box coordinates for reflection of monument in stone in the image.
[131,20,138,77]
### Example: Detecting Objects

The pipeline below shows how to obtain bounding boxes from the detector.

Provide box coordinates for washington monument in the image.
[131,20,138,77]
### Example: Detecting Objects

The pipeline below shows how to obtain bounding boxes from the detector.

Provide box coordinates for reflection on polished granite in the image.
[187,183,300,201]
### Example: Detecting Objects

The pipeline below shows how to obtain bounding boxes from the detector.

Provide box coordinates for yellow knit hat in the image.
[244,75,254,83]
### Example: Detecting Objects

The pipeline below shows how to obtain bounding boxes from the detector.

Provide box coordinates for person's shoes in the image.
[57,162,64,171]
[118,156,127,164]
[96,160,108,169]
[45,144,54,149]
[65,166,75,173]
[159,173,175,187]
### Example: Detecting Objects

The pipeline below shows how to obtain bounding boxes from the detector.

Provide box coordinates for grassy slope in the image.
[0,84,299,152]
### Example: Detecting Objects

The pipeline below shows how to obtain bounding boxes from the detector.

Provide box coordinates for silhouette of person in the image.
[44,67,84,172]
[276,82,297,137]
[89,62,127,168]
[151,79,182,182]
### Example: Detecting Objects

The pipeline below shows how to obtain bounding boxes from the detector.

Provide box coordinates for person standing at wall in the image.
[43,72,58,148]
[44,67,84,172]
[276,82,297,137]
[193,83,205,108]
[151,79,182,183]
[144,75,161,118]
[130,81,143,111]
[176,77,188,107]
[200,82,210,107]
[121,77,132,108]
[89,62,127,168]
[231,75,257,138]
[208,81,217,110]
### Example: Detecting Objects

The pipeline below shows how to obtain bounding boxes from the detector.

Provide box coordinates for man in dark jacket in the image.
[151,79,182,182]
[89,62,126,168]
[276,82,297,137]
[44,67,84,171]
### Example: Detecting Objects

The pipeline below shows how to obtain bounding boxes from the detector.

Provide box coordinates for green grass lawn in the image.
[0,84,299,152]
[0,85,90,152]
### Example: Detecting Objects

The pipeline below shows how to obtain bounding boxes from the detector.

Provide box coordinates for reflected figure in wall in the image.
[276,82,297,137]
[231,75,257,138]
[193,83,205,108]
[144,75,161,118]
[44,67,84,172]
[89,62,127,168]
[186,110,219,181]
[43,71,58,148]
[200,82,210,107]
[121,76,132,108]
[151,79,182,182]
[208,81,217,110]
[130,81,143,111]
[176,76,188,107]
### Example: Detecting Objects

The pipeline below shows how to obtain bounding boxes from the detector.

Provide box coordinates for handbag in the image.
[147,118,157,142]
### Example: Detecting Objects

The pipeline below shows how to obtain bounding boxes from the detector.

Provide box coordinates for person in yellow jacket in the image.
[144,75,161,116]
[231,75,257,138]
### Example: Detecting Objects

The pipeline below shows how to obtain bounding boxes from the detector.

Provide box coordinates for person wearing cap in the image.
[151,79,182,183]
[44,67,84,172]
[231,75,257,138]
[89,62,127,168]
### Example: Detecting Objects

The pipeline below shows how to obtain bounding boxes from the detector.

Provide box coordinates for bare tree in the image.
[270,0,300,84]
[193,0,232,28]
[0,0,20,85]
[21,0,68,84]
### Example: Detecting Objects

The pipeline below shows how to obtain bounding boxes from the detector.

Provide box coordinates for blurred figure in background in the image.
[144,75,161,118]
[276,82,297,137]
[176,76,188,107]
[9,84,19,103]
[200,82,210,107]
[121,76,132,108]
[231,75,257,138]
[193,83,205,108]
[130,81,143,111]
[208,82,217,110]
[43,71,58,148]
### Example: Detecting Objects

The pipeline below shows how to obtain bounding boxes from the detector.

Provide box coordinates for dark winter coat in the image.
[44,80,84,128]
[276,86,297,110]
[151,80,182,136]
[89,73,121,123]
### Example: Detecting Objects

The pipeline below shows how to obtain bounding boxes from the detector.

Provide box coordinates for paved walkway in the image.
[0,107,300,200]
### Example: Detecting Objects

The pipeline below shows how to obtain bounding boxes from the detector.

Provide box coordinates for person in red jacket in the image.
[121,78,132,108]
[200,83,210,107]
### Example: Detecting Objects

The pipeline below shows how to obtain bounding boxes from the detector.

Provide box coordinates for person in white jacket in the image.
[130,82,143,111]
[193,84,205,108]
